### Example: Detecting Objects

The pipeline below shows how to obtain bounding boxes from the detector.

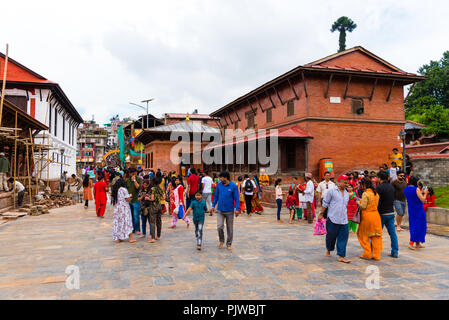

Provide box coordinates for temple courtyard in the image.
[1,203,449,300]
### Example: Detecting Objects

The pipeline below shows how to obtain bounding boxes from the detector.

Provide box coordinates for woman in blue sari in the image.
[404,176,428,250]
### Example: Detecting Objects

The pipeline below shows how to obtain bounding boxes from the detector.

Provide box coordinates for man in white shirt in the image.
[389,162,399,182]
[243,174,257,216]
[303,173,315,224]
[8,178,25,207]
[201,171,213,212]
[317,171,336,207]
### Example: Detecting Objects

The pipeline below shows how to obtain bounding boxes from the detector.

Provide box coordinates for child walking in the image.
[346,184,360,233]
[286,190,296,224]
[138,179,152,239]
[184,191,210,250]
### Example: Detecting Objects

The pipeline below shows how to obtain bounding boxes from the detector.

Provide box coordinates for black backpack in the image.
[244,180,254,193]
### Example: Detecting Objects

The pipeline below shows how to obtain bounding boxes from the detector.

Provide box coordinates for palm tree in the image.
[331,17,357,52]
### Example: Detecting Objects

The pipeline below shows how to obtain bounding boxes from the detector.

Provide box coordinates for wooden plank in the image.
[29,128,39,197]
[301,71,308,98]
[273,86,284,105]
[343,75,352,99]
[226,112,233,124]
[324,74,333,99]
[0,44,8,126]
[13,111,17,209]
[255,95,264,113]
[246,99,257,114]
[25,137,32,204]
[233,107,241,121]
[264,91,276,109]
[287,78,299,100]
[0,127,22,131]
[404,82,416,104]
[386,80,396,102]
[369,78,378,101]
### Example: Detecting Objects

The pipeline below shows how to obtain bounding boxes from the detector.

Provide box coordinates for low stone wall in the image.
[402,207,449,226]
[0,192,14,211]
[411,156,449,188]
[261,185,289,208]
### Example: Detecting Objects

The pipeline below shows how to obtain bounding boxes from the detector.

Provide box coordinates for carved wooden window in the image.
[351,98,364,114]
[266,108,272,123]
[247,112,255,129]
[287,100,294,116]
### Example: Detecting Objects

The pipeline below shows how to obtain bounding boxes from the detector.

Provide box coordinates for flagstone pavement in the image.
[1,203,449,300]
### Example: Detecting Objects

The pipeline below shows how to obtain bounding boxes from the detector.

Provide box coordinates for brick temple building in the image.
[208,46,426,181]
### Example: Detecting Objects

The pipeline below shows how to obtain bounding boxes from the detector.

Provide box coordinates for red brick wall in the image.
[144,141,180,174]
[306,121,403,177]
[319,51,397,72]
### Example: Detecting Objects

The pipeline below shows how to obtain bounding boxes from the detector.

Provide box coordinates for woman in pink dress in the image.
[111,177,136,243]
[170,176,190,228]
[166,177,176,215]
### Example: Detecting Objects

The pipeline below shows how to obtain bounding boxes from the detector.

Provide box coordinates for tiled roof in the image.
[210,46,426,117]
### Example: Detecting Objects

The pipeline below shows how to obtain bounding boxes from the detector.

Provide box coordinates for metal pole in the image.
[402,137,406,174]
[0,44,9,126]
[146,101,149,129]
[13,111,17,209]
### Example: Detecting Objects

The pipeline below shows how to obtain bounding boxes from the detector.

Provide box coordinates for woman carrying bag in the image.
[357,178,383,261]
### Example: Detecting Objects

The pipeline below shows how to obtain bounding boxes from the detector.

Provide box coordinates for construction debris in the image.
[1,192,75,221]
[0,212,28,219]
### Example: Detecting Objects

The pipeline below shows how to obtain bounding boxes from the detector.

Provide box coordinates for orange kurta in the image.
[357,189,383,260]
[83,179,94,201]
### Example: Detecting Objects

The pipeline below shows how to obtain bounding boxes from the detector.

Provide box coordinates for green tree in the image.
[409,104,449,136]
[406,51,449,111]
[331,17,357,52]
[406,51,449,136]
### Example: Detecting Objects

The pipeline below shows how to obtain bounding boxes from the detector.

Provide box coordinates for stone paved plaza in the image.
[1,203,449,300]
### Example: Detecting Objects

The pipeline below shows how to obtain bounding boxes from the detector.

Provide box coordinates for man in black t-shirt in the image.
[376,171,399,258]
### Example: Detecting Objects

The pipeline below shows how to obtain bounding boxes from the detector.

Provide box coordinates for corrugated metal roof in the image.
[148,120,220,134]
[405,121,425,130]
[165,113,217,120]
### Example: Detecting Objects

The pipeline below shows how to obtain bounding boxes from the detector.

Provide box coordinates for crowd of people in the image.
[275,161,434,264]
[72,165,259,251]
[43,147,437,260]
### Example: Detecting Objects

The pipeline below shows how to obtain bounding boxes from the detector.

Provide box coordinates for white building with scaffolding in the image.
[0,52,83,187]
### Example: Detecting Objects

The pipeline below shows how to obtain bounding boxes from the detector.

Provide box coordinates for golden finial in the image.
[186,112,190,121]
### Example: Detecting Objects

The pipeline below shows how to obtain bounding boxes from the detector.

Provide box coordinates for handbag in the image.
[177,205,184,219]
[351,206,361,224]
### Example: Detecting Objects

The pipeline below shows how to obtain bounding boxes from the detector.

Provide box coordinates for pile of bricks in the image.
[34,193,76,209]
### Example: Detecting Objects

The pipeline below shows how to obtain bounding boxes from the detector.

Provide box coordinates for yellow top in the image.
[390,152,403,167]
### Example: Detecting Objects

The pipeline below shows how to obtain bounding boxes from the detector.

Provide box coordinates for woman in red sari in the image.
[94,174,109,218]
[423,187,436,213]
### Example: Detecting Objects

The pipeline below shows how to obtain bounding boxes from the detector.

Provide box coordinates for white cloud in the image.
[1,0,448,124]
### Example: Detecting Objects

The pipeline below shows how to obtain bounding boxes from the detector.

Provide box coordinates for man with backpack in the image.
[243,174,257,216]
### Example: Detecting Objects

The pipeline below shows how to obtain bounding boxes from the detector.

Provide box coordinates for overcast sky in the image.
[2,0,449,125]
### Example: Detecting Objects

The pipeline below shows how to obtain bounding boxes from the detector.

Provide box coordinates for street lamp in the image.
[129,98,154,129]
[399,130,406,173]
